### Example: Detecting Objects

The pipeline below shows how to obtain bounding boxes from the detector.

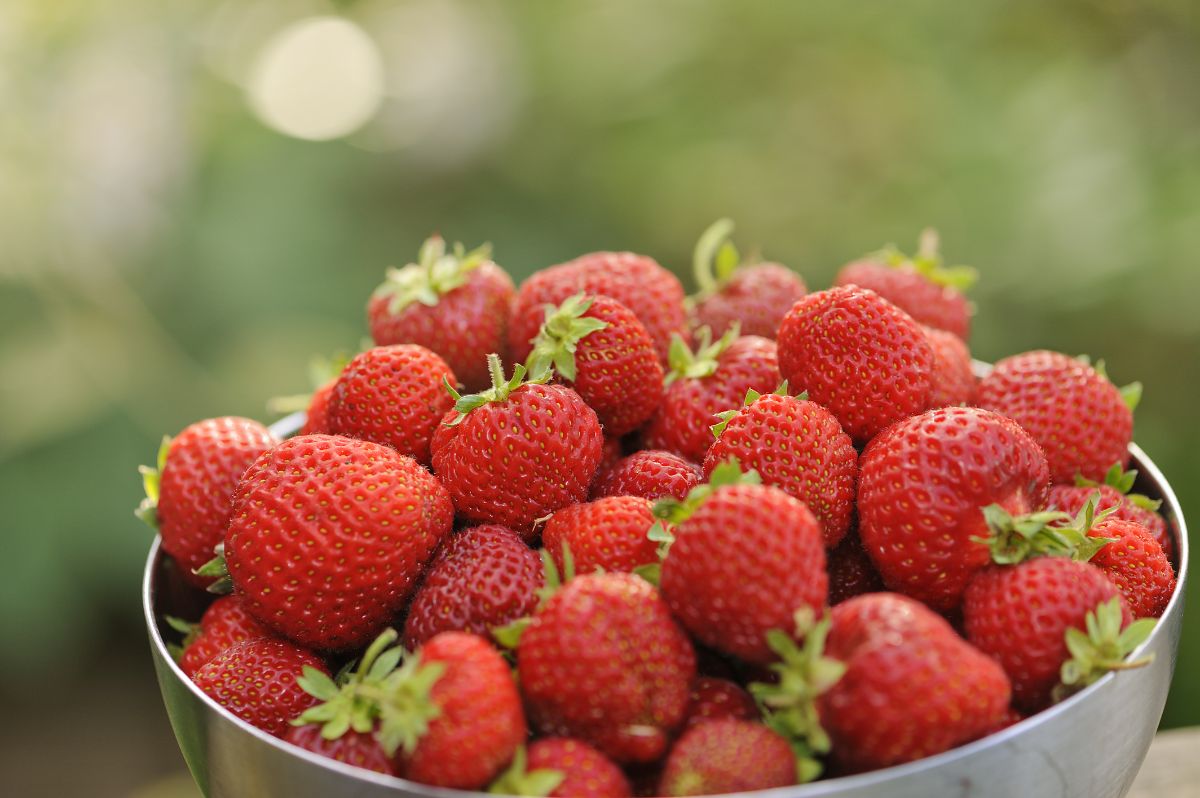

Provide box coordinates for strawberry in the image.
[658,720,797,796]
[706,387,857,546]
[221,434,454,652]
[683,677,758,729]
[431,357,603,538]
[688,218,807,339]
[1048,464,1172,562]
[590,450,702,502]
[833,229,976,339]
[509,252,688,365]
[525,293,663,437]
[518,572,696,763]
[642,330,781,462]
[175,596,270,677]
[402,524,543,649]
[136,417,277,588]
[776,285,934,444]
[300,378,337,434]
[924,324,976,407]
[657,464,827,664]
[598,436,623,475]
[976,350,1139,483]
[1087,518,1175,619]
[826,531,884,606]
[368,236,515,392]
[542,496,659,575]
[490,740,633,798]
[282,725,397,776]
[857,406,1050,611]
[192,637,328,737]
[326,344,457,466]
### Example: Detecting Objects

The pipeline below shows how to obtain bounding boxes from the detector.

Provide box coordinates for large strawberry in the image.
[525,293,663,437]
[590,450,702,502]
[518,572,696,763]
[490,740,633,798]
[706,387,857,546]
[509,252,688,364]
[542,496,659,575]
[976,350,1138,483]
[658,720,797,796]
[431,357,603,538]
[642,330,781,462]
[1048,464,1172,562]
[368,236,515,392]
[688,218,807,339]
[857,406,1050,611]
[833,229,976,339]
[136,417,277,587]
[173,595,270,677]
[221,434,454,651]
[1087,518,1175,619]
[326,344,457,466]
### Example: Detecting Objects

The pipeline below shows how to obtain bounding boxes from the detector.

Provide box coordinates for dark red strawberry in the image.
[222,434,454,651]
[525,293,663,437]
[402,524,543,649]
[826,531,885,606]
[518,572,696,763]
[1048,465,1172,562]
[301,378,337,434]
[705,388,857,546]
[136,418,277,588]
[283,725,397,776]
[1087,518,1175,619]
[658,720,797,796]
[683,677,758,729]
[642,331,781,462]
[326,344,457,466]
[176,595,271,677]
[924,324,976,408]
[598,436,623,475]
[490,740,633,798]
[368,236,515,392]
[591,450,702,502]
[857,406,1050,611]
[542,496,659,575]
[192,637,328,737]
[509,252,687,365]
[976,350,1138,483]
[431,357,603,538]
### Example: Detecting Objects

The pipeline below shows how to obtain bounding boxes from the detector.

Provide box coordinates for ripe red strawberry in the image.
[658,466,827,664]
[326,344,457,466]
[705,389,857,546]
[658,720,797,796]
[518,572,696,763]
[683,677,758,729]
[857,406,1050,611]
[688,219,807,339]
[282,725,397,776]
[509,251,688,365]
[542,496,659,575]
[431,358,603,538]
[776,286,934,444]
[598,436,623,475]
[300,378,337,434]
[1048,465,1172,562]
[223,434,454,651]
[591,450,702,502]
[976,350,1138,483]
[963,557,1144,711]
[833,229,976,339]
[402,524,543,649]
[136,417,277,588]
[192,637,328,737]
[176,596,271,677]
[924,324,976,407]
[525,293,664,437]
[368,236,515,392]
[490,740,633,798]
[826,531,885,606]
[642,331,781,462]
[1087,518,1175,619]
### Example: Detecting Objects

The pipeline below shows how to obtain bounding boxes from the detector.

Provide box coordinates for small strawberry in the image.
[368,236,515,392]
[598,436,624,475]
[776,285,934,444]
[402,524,543,649]
[1049,464,1173,562]
[509,252,688,365]
[1087,518,1175,619]
[590,450,702,502]
[432,356,603,538]
[857,406,1050,611]
[706,387,857,546]
[976,350,1139,483]
[683,677,758,729]
[518,572,696,763]
[642,330,781,462]
[174,595,271,678]
[688,218,807,339]
[283,724,397,776]
[924,324,976,407]
[657,463,827,664]
[525,293,664,437]
[300,378,337,434]
[136,417,277,587]
[490,740,633,798]
[825,531,884,606]
[542,496,659,575]
[658,720,797,796]
[833,229,976,339]
[221,434,454,651]
[192,637,328,737]
[326,344,457,466]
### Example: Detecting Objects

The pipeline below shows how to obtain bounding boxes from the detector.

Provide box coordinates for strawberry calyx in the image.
[443,354,551,426]
[975,494,1115,565]
[710,382,796,438]
[493,547,577,650]
[691,217,745,297]
[486,745,565,796]
[164,614,199,661]
[1075,463,1162,512]
[372,235,492,316]
[1074,356,1142,413]
[195,543,233,595]
[1053,598,1156,703]
[524,292,610,382]
[134,435,171,529]
[648,459,761,557]
[868,228,978,293]
[665,324,741,386]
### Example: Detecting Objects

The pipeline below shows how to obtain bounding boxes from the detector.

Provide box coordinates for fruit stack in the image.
[139,224,1176,797]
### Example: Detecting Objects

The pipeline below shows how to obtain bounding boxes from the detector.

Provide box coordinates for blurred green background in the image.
[2,0,1198,794]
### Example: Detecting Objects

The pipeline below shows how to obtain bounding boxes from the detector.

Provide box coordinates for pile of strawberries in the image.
[139,223,1177,797]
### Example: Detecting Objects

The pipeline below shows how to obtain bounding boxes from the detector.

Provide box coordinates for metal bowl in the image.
[144,412,1188,798]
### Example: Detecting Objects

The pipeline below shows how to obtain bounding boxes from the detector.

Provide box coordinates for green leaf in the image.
[663,324,741,384]
[632,562,662,586]
[691,218,736,295]
[714,240,741,282]
[1120,381,1143,412]
[372,235,493,315]
[488,746,566,797]
[492,617,531,650]
[1054,598,1157,702]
